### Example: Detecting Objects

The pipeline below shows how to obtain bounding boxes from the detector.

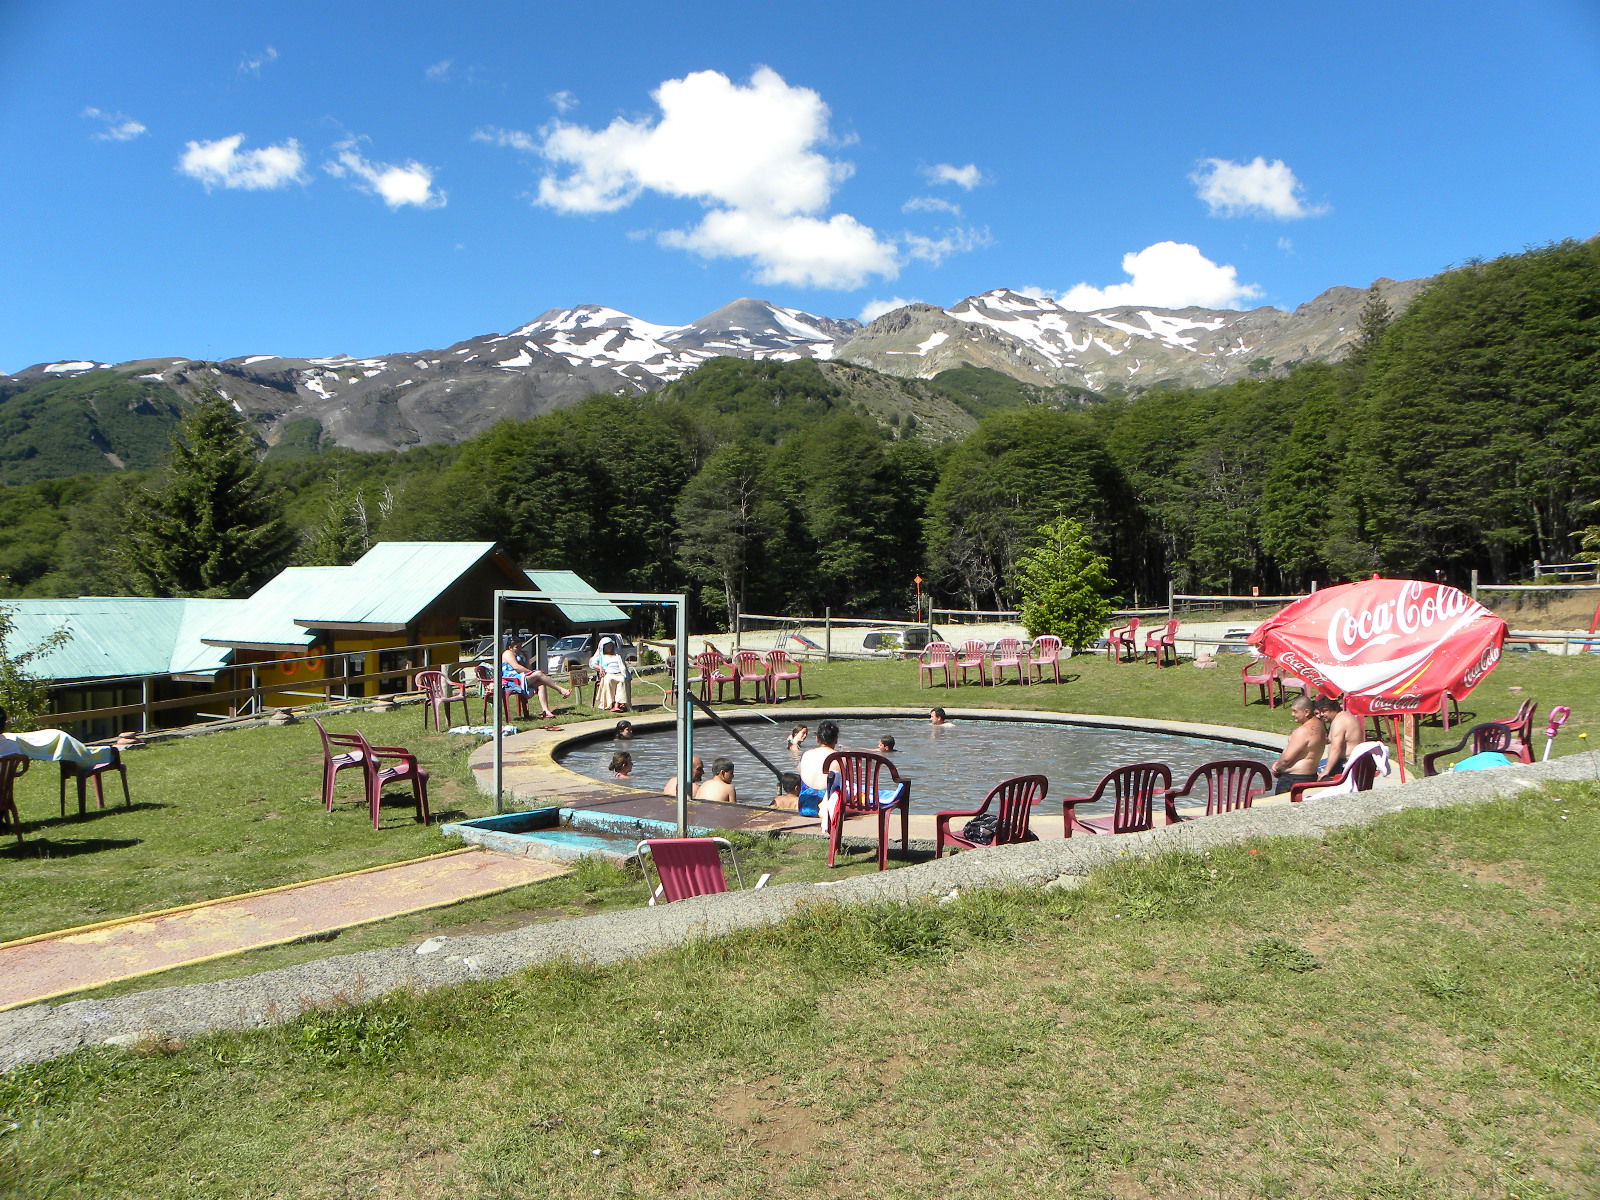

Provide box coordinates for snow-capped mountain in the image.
[2,279,1426,455]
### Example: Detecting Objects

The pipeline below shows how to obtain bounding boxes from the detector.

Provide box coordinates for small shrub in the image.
[295,1004,411,1067]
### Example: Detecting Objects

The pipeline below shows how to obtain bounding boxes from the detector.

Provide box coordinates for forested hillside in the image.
[1,240,1595,620]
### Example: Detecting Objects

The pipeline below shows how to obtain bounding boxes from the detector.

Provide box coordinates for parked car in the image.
[862,627,945,657]
[544,632,639,674]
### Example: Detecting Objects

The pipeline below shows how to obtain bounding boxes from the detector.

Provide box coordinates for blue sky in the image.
[3,0,1598,373]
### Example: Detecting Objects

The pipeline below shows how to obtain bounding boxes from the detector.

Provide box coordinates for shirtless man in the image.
[1272,697,1327,794]
[697,757,739,804]
[770,771,805,813]
[1313,696,1363,778]
[662,755,704,799]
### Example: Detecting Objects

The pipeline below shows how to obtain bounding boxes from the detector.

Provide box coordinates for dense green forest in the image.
[1,240,1596,619]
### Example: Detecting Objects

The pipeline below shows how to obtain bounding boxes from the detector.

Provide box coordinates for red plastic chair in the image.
[0,754,28,845]
[1062,762,1172,836]
[694,650,736,703]
[732,650,769,702]
[1289,744,1383,802]
[990,637,1026,685]
[764,648,803,702]
[1144,618,1180,666]
[1163,760,1270,824]
[955,639,990,686]
[1104,624,1126,664]
[1028,635,1064,684]
[637,836,751,904]
[415,669,470,732]
[474,661,529,721]
[935,774,1047,857]
[821,750,911,871]
[351,729,430,829]
[1112,616,1142,663]
[1242,657,1281,707]
[312,716,370,814]
[57,746,131,818]
[1421,722,1515,776]
[918,641,955,688]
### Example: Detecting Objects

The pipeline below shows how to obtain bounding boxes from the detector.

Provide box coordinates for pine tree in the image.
[114,393,294,597]
[1014,515,1115,650]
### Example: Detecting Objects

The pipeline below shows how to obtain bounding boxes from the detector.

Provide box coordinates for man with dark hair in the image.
[698,757,738,804]
[662,755,704,799]
[1313,695,1363,778]
[795,720,841,817]
[771,771,805,812]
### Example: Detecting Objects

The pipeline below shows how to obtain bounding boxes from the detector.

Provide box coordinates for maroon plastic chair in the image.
[764,648,803,702]
[1289,744,1383,802]
[935,774,1047,857]
[1062,762,1172,836]
[312,716,369,814]
[58,747,131,818]
[990,637,1026,685]
[352,729,430,829]
[474,661,529,721]
[694,650,736,703]
[821,750,911,871]
[637,836,745,904]
[1421,722,1515,777]
[918,641,955,688]
[1242,657,1281,707]
[1164,759,1270,824]
[415,668,469,732]
[0,754,28,845]
[955,639,990,686]
[1494,698,1537,762]
[1028,635,1064,684]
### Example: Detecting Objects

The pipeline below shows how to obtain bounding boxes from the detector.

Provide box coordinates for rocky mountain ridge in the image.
[2,278,1427,455]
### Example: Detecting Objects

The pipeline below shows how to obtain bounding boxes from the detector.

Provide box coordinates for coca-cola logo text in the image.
[1326,580,1481,665]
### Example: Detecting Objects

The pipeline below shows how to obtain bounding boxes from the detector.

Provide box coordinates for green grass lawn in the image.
[4,783,1597,1198]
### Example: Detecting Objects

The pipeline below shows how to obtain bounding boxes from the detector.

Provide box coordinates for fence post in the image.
[1167,581,1173,621]
[141,677,152,734]
[824,608,832,663]
[732,601,740,651]
[1471,569,1479,601]
[1533,560,1542,581]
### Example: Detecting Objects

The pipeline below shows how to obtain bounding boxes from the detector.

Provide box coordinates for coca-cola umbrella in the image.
[1248,577,1507,777]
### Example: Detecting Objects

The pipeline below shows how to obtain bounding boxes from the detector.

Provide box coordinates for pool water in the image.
[557,716,1274,814]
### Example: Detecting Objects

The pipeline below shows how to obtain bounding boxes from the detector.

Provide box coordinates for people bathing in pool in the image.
[929,707,949,725]
[787,724,809,751]
[697,757,739,804]
[608,751,632,778]
[877,735,896,753]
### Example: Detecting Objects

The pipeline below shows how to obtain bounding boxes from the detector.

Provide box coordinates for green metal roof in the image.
[292,542,518,628]
[2,597,238,681]
[524,569,630,625]
[199,567,345,649]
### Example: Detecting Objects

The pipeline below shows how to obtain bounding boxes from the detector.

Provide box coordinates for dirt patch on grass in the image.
[1450,857,1547,893]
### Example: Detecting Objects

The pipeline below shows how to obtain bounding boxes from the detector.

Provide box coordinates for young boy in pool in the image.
[877,735,896,753]
[770,771,805,812]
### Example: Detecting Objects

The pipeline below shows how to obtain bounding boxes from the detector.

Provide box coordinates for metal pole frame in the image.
[492,590,692,836]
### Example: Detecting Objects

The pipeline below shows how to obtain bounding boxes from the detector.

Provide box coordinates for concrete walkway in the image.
[0,849,565,1012]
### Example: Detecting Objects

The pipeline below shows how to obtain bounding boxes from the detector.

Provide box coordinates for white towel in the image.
[1325,741,1390,793]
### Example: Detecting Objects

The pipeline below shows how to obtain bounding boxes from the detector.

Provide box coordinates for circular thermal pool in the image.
[555,713,1276,815]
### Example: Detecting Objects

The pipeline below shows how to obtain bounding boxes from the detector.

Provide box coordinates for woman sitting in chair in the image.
[500,637,572,720]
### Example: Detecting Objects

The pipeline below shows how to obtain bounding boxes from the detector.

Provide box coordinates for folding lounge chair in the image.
[637,836,769,904]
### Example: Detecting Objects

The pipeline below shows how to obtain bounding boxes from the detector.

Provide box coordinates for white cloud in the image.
[903,195,961,216]
[922,162,984,190]
[523,66,897,288]
[472,125,538,153]
[239,46,278,76]
[903,225,992,266]
[662,209,897,289]
[425,59,453,82]
[549,89,578,114]
[1041,242,1263,311]
[325,139,446,209]
[82,107,146,142]
[178,134,307,191]
[1191,156,1327,219]
[859,296,923,323]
